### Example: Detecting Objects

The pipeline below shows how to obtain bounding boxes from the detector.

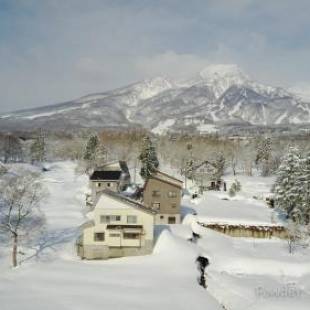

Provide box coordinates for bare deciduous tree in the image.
[0,169,45,267]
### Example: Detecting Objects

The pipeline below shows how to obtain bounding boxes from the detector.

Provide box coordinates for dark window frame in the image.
[168,216,176,224]
[123,232,140,239]
[94,232,105,241]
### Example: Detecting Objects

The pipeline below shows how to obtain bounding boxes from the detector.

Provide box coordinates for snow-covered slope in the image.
[1,65,310,132]
[1,162,309,310]
[0,162,223,310]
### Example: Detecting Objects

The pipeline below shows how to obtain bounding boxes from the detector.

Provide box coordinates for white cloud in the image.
[0,0,310,113]
[134,51,210,79]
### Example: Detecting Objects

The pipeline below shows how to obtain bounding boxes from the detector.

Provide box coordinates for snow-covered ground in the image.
[1,162,309,310]
[183,174,279,226]
[180,174,310,310]
[0,162,222,310]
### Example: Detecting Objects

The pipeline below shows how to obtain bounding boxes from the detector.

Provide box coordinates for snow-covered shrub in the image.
[228,179,241,197]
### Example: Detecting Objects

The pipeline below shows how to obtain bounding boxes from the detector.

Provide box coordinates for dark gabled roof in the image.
[90,170,122,181]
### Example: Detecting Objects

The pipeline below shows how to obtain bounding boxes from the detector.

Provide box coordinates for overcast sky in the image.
[1,0,310,113]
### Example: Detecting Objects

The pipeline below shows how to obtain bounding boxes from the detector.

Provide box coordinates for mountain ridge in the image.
[1,64,310,133]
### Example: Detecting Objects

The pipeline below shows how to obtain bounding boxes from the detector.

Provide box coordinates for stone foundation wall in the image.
[197,222,287,239]
[77,240,153,260]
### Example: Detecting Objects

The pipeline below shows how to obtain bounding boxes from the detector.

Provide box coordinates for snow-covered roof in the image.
[151,170,183,188]
[97,160,128,172]
[96,190,157,215]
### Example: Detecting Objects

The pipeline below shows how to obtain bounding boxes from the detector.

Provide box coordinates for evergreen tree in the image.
[298,152,310,224]
[81,134,108,173]
[30,129,46,163]
[273,147,302,221]
[139,136,159,180]
[83,134,99,161]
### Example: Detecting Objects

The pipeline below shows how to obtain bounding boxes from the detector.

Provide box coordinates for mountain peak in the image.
[193,64,250,99]
[199,64,249,81]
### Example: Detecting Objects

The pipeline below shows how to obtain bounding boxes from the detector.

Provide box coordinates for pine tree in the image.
[298,152,310,224]
[30,129,46,163]
[139,136,159,180]
[273,147,302,221]
[83,134,99,161]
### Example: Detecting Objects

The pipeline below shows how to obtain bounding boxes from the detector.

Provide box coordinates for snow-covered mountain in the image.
[1,64,310,133]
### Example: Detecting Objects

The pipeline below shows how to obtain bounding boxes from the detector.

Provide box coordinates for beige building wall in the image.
[82,196,154,250]
[143,178,182,224]
[155,214,181,225]
[90,180,119,203]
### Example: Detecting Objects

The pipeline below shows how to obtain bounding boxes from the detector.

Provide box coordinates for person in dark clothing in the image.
[196,256,210,289]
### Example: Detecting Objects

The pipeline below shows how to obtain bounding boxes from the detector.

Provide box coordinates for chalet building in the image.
[143,171,183,224]
[190,161,226,192]
[77,190,156,259]
[89,161,131,204]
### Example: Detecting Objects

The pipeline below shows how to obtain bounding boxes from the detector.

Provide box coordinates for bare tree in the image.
[0,161,7,175]
[286,220,302,254]
[2,134,23,163]
[0,169,45,267]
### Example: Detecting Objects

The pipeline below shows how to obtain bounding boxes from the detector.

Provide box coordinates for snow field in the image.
[1,162,309,310]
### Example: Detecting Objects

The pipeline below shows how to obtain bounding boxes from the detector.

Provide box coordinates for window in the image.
[171,203,177,208]
[123,233,140,239]
[152,202,160,210]
[152,190,160,197]
[168,191,177,198]
[94,232,105,241]
[107,182,111,187]
[111,215,121,221]
[101,215,110,223]
[97,182,101,187]
[127,215,137,224]
[100,215,121,223]
[109,233,120,237]
[168,216,176,224]
[160,215,164,219]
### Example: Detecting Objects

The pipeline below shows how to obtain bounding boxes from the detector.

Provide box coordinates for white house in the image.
[77,190,156,259]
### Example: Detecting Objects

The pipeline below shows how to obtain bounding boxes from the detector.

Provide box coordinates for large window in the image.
[152,190,161,197]
[100,215,121,223]
[127,215,137,224]
[94,232,105,241]
[168,191,177,198]
[152,202,160,210]
[123,233,140,239]
[168,216,176,224]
